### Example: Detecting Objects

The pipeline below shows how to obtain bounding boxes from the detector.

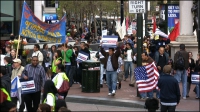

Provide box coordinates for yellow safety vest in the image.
[43,93,55,111]
[55,73,69,86]
[52,57,62,73]
[1,88,11,101]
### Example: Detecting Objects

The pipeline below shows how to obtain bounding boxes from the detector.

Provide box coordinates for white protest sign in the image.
[90,51,98,61]
[76,51,89,62]
[102,30,107,37]
[0,55,6,66]
[191,74,200,84]
[129,1,146,13]
[102,36,118,48]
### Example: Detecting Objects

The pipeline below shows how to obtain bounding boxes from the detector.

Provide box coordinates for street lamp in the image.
[164,0,168,34]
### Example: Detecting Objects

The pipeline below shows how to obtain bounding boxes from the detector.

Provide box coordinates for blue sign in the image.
[102,36,118,48]
[43,14,58,21]
[160,4,179,34]
[19,1,66,43]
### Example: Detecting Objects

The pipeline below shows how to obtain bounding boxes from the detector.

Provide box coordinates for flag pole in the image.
[16,35,21,59]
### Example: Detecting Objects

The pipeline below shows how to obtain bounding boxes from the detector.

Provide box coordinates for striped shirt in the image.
[21,64,46,92]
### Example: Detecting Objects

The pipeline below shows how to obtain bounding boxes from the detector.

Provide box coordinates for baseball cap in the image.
[13,59,21,64]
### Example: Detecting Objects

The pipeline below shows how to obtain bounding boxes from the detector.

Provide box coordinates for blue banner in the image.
[160,4,179,34]
[19,1,66,43]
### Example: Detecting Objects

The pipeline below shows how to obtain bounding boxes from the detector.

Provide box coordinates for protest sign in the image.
[0,55,5,66]
[11,76,22,104]
[76,51,89,62]
[20,77,36,94]
[90,51,98,61]
[191,73,200,84]
[19,1,66,43]
[102,36,118,48]
[102,29,107,37]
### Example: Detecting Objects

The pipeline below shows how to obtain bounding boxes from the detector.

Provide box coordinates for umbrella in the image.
[0,12,13,17]
[154,28,168,38]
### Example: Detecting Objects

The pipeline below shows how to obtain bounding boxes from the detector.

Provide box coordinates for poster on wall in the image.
[160,4,180,34]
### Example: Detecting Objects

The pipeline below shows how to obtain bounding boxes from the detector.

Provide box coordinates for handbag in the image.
[58,80,70,93]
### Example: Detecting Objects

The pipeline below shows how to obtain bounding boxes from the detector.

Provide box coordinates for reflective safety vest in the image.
[55,72,69,86]
[1,88,11,101]
[43,93,55,111]
[52,57,62,73]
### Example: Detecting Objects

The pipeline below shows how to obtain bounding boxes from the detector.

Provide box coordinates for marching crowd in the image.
[0,32,200,112]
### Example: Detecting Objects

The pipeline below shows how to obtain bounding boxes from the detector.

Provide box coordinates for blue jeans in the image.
[124,61,133,79]
[196,84,200,98]
[65,65,71,77]
[100,64,105,84]
[106,71,117,93]
[174,69,187,97]
[140,91,153,98]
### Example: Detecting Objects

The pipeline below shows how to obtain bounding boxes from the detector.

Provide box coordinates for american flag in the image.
[134,62,159,92]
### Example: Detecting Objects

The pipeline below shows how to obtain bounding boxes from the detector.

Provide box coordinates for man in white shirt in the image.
[32,44,43,65]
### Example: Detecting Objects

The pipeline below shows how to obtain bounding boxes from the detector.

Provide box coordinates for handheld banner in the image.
[19,1,66,43]
[102,36,118,48]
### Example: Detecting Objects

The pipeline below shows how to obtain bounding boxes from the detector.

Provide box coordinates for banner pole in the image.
[16,35,21,59]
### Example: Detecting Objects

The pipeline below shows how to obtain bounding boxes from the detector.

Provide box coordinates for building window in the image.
[45,0,55,7]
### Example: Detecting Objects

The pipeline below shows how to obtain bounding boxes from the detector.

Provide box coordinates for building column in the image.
[176,1,196,42]
[170,0,198,60]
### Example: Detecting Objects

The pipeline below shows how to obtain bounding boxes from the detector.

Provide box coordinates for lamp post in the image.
[164,0,168,34]
[121,0,124,25]
[198,1,200,52]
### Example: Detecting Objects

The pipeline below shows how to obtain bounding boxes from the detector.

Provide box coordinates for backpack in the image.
[175,51,185,70]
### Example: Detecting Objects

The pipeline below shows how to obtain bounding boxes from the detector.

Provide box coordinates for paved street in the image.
[67,78,200,111]
[67,102,146,111]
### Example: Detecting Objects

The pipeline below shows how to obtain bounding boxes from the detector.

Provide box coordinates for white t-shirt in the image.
[52,73,64,89]
[45,93,54,107]
[32,50,44,65]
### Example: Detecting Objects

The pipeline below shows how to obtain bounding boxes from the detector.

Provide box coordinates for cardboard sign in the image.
[76,51,89,62]
[20,77,36,94]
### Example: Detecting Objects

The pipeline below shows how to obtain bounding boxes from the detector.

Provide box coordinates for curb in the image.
[65,95,145,108]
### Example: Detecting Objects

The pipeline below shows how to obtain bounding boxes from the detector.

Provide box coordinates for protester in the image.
[123,43,133,83]
[174,44,189,99]
[158,65,181,112]
[43,80,57,111]
[0,100,17,112]
[62,43,73,78]
[10,49,17,60]
[123,35,134,48]
[129,43,137,87]
[117,54,124,89]
[77,42,90,87]
[21,56,46,112]
[42,44,51,73]
[5,45,11,57]
[37,104,51,112]
[52,64,69,99]
[194,53,200,99]
[95,46,106,88]
[55,99,68,112]
[140,52,154,99]
[154,47,169,76]
[32,44,44,65]
[51,45,57,64]
[11,58,25,111]
[0,66,11,95]
[100,42,120,96]
[144,98,159,112]
[4,56,12,77]
[187,52,195,97]
[58,107,71,112]
[52,50,62,79]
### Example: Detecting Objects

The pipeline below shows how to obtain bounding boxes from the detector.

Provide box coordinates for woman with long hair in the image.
[50,45,57,64]
[52,64,69,100]
[10,49,17,60]
[187,52,195,97]
[51,50,62,79]
[43,80,58,111]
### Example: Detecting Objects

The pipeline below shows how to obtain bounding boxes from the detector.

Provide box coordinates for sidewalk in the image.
[66,78,200,111]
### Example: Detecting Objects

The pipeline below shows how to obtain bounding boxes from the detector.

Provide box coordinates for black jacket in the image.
[1,75,11,95]
[5,64,12,77]
[158,74,181,104]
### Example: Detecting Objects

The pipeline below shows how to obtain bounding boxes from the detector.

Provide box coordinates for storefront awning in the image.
[43,13,58,21]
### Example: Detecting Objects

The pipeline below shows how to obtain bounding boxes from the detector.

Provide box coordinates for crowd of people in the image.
[0,31,200,112]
